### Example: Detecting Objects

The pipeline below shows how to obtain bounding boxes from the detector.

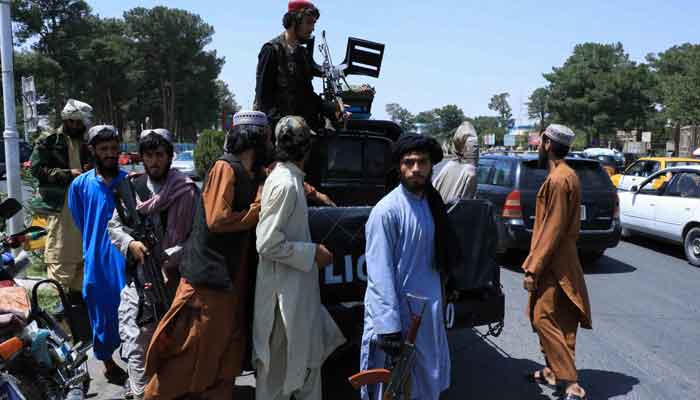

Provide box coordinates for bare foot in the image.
[532,367,557,386]
[566,382,586,398]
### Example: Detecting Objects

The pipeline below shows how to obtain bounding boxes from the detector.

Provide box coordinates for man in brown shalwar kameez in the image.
[522,124,592,400]
[143,111,274,400]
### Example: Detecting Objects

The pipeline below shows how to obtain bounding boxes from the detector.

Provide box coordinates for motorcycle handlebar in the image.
[0,250,31,278]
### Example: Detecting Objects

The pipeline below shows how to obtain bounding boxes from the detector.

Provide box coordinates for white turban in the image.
[61,99,93,127]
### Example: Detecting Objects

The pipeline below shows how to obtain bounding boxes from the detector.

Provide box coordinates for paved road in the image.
[83,236,700,399]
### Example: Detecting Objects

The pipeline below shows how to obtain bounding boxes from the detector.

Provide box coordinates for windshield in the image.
[521,160,613,191]
[175,151,193,161]
[667,161,700,168]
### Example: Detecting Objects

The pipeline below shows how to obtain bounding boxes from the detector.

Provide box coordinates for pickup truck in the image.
[304,119,505,397]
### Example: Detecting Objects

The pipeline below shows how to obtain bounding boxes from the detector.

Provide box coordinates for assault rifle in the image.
[348,294,427,400]
[318,30,349,128]
[113,184,175,326]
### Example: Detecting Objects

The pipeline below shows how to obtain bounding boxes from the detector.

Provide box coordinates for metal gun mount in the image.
[304,33,385,119]
[305,33,385,79]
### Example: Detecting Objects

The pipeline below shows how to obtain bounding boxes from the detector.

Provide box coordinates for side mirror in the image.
[630,185,639,193]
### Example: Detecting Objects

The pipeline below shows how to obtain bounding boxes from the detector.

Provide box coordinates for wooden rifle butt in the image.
[347,368,391,390]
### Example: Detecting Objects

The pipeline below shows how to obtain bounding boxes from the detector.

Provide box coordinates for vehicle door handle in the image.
[650,204,655,207]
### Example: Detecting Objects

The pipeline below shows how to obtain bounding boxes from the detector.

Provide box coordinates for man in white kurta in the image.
[254,116,346,400]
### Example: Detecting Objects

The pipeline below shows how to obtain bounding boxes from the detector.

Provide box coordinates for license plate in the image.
[580,205,587,221]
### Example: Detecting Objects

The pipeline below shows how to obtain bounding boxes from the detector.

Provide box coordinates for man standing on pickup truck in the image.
[432,121,479,202]
[361,135,453,400]
[522,124,592,400]
[254,116,345,400]
[143,111,271,400]
[254,0,340,131]
[108,129,199,400]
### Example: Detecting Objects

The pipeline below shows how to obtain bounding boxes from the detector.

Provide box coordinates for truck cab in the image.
[305,120,505,398]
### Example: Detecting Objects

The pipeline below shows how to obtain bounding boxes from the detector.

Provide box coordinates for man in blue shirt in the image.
[361,135,453,400]
[68,125,128,385]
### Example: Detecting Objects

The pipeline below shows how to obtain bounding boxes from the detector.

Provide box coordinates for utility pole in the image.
[1,0,24,235]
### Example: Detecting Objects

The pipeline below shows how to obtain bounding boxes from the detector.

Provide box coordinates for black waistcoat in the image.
[180,154,256,289]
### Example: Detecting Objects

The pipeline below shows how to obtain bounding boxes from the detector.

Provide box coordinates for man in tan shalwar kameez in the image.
[522,124,592,400]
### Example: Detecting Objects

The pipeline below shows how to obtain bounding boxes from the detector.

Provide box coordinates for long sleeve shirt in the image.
[68,169,127,360]
[360,185,451,400]
[253,162,345,394]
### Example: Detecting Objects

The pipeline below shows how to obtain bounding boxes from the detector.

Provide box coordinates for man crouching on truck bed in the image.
[361,135,457,400]
[254,116,345,400]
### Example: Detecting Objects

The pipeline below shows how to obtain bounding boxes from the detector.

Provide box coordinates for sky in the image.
[91,0,700,123]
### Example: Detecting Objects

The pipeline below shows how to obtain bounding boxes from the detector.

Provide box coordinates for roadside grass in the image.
[33,287,60,312]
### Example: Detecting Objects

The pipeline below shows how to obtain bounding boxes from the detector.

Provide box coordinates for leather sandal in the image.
[525,369,556,386]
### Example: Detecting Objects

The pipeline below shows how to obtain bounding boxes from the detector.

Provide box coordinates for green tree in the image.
[470,116,506,144]
[13,0,97,124]
[78,18,136,132]
[415,110,439,137]
[434,104,466,138]
[216,80,240,114]
[194,129,225,178]
[648,44,700,153]
[124,7,224,140]
[488,93,513,129]
[385,103,416,133]
[544,42,656,146]
[527,87,550,131]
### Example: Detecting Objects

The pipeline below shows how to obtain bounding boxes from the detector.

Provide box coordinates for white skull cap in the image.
[140,128,173,144]
[233,110,269,127]
[544,124,575,147]
[61,99,93,127]
[87,125,119,145]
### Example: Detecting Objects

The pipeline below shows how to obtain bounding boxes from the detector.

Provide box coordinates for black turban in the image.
[392,134,444,165]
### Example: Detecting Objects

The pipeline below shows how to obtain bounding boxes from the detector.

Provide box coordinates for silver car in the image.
[172,150,198,180]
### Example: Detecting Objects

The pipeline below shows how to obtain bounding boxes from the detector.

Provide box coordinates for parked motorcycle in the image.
[0,198,91,400]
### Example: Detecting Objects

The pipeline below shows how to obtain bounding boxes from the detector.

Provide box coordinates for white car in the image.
[172,150,198,180]
[618,165,700,266]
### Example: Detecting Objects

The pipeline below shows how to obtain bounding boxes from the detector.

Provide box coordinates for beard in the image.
[95,156,119,178]
[400,171,431,195]
[145,161,172,182]
[254,143,274,170]
[538,144,549,169]
[65,126,86,139]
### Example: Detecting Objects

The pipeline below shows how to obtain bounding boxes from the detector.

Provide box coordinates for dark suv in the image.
[476,154,621,262]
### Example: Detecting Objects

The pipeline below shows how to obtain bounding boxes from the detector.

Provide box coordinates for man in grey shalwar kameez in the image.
[361,135,452,400]
[432,121,479,203]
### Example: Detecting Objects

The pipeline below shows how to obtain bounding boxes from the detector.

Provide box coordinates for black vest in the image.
[180,154,257,289]
[267,35,319,127]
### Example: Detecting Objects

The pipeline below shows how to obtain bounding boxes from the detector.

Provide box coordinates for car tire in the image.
[621,226,633,239]
[683,227,700,267]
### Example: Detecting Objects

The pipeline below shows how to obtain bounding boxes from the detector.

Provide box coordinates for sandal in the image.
[104,365,128,386]
[525,369,556,386]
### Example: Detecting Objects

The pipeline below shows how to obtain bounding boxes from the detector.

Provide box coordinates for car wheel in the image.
[683,227,700,267]
[621,226,632,239]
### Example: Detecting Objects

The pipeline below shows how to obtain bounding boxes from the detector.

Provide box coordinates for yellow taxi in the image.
[612,157,700,190]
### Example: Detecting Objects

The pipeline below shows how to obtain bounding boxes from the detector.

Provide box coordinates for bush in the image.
[194,129,226,179]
